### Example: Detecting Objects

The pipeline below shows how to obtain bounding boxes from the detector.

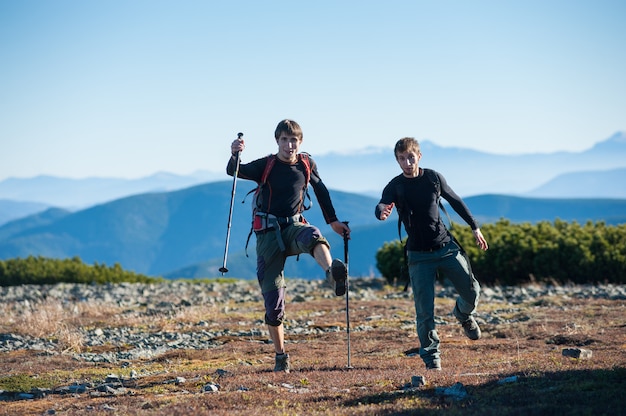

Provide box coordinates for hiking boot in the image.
[425,359,442,371]
[461,316,481,340]
[274,353,291,373]
[329,258,347,296]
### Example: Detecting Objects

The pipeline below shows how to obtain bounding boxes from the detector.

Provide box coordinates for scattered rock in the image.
[216,369,233,378]
[411,375,426,387]
[203,383,219,393]
[0,280,621,402]
[562,348,593,359]
[435,382,468,400]
[1,280,623,362]
[68,384,88,394]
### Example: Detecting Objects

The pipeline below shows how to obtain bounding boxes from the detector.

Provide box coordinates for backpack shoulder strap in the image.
[242,154,275,202]
[424,168,441,197]
[297,153,313,211]
[394,180,410,291]
[395,181,405,241]
[261,154,276,184]
[243,154,275,256]
[424,168,453,227]
[298,153,311,185]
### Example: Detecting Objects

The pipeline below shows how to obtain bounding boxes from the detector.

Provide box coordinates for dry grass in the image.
[1,281,625,415]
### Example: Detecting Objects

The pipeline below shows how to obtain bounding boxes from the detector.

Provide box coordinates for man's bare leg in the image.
[313,243,347,296]
[268,323,291,372]
[268,323,285,354]
[313,243,332,270]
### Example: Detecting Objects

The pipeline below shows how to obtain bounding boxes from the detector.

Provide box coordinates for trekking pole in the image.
[219,132,243,274]
[343,221,353,369]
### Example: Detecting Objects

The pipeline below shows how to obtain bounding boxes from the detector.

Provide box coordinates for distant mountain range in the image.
[525,167,626,198]
[1,181,624,281]
[0,199,49,227]
[316,131,626,197]
[0,170,226,210]
[0,132,625,223]
[0,131,624,280]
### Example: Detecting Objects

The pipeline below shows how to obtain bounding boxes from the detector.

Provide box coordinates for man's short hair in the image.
[275,119,303,140]
[394,137,420,158]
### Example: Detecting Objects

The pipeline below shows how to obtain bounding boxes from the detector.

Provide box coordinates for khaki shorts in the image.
[255,222,330,293]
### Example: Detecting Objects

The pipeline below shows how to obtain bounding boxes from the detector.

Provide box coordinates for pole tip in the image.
[237,132,244,138]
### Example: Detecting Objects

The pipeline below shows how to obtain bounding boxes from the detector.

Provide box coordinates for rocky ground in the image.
[2,279,624,361]
[1,279,625,415]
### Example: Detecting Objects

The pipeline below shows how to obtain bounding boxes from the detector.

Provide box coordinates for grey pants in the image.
[407,240,480,365]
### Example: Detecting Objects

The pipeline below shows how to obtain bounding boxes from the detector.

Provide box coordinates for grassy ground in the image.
[1,280,625,415]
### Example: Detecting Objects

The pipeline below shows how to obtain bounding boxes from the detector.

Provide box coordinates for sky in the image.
[1,0,625,181]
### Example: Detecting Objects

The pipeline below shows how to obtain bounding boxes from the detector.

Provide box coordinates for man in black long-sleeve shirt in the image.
[375,137,488,371]
[227,119,350,373]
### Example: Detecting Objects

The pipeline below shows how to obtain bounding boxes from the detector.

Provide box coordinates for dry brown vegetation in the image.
[1,280,625,415]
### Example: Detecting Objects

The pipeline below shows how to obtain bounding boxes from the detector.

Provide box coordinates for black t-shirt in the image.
[376,168,478,251]
[227,154,338,224]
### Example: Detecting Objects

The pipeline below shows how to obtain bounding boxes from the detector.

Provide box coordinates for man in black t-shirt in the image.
[375,137,488,371]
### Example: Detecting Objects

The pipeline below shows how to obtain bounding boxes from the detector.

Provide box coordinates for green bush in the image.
[375,239,407,287]
[0,256,161,286]
[376,219,626,286]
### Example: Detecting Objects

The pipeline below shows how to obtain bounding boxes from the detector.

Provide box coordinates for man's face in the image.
[276,132,301,162]
[396,150,421,177]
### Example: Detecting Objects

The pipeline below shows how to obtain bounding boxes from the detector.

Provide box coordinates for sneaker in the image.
[461,316,481,340]
[425,359,442,371]
[330,258,347,296]
[274,353,291,373]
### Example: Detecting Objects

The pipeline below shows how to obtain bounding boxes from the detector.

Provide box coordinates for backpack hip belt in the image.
[251,212,304,252]
[253,212,303,232]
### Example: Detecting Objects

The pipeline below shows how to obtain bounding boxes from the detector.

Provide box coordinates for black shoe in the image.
[330,259,347,296]
[461,316,481,340]
[426,359,442,371]
[274,353,291,373]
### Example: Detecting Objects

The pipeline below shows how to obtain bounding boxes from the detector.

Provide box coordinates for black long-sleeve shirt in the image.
[227,153,338,224]
[375,168,479,251]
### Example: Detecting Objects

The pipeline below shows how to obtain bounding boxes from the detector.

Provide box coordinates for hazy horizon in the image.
[2,1,625,181]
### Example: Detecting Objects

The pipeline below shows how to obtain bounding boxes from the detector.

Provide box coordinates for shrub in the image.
[375,239,407,287]
[376,220,626,286]
[0,256,161,286]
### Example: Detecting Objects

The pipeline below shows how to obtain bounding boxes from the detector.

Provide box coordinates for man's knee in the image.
[312,240,331,255]
[296,225,329,254]
[265,312,283,327]
[263,288,285,326]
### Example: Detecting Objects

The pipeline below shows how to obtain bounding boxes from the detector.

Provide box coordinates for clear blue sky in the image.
[1,0,624,181]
